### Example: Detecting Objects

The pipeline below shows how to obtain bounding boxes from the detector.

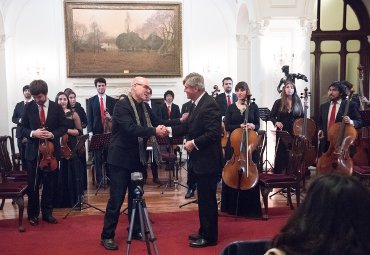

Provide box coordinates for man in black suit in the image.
[215,77,237,117]
[87,77,116,186]
[160,90,181,120]
[100,77,170,250]
[168,72,222,248]
[317,81,362,155]
[143,87,163,184]
[12,85,32,171]
[20,80,67,226]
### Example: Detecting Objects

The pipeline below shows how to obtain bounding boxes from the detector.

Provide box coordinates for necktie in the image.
[167,105,171,119]
[39,104,46,126]
[328,101,337,130]
[227,95,231,106]
[100,96,105,125]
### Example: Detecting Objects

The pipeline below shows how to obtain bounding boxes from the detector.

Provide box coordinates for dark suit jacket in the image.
[87,95,117,134]
[215,92,237,116]
[317,99,362,139]
[160,103,180,120]
[20,100,67,161]
[181,100,193,115]
[12,101,26,138]
[107,99,180,170]
[172,93,222,175]
[150,101,162,120]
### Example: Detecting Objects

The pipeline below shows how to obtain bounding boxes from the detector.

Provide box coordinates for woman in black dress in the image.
[55,92,83,208]
[270,81,303,174]
[221,81,262,217]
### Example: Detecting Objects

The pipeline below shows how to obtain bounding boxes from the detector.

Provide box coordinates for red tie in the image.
[227,95,231,106]
[100,97,105,125]
[39,104,46,126]
[328,101,337,130]
[167,105,171,120]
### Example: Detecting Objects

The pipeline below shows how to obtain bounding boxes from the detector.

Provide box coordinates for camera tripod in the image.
[126,187,159,255]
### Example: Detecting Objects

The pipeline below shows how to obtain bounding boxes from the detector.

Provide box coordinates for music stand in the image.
[258,108,274,172]
[89,133,112,195]
[63,134,105,219]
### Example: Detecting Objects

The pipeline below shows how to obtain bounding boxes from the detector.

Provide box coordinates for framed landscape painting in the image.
[64,1,182,77]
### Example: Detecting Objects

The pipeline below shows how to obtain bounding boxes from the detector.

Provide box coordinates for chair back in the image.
[220,240,271,255]
[286,135,308,179]
[256,130,266,172]
[0,136,19,181]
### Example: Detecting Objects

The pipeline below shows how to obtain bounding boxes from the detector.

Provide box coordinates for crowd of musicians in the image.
[10,70,370,250]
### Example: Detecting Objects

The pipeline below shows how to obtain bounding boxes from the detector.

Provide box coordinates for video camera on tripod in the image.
[131,172,144,198]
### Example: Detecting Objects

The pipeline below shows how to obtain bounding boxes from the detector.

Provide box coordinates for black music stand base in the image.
[179,199,197,208]
[63,194,105,219]
[95,162,110,196]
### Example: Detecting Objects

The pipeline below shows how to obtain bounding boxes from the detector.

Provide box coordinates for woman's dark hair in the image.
[280,80,303,117]
[164,90,174,99]
[55,91,71,110]
[29,80,48,95]
[234,81,251,95]
[272,174,370,255]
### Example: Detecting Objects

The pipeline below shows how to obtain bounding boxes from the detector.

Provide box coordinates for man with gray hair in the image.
[168,72,222,248]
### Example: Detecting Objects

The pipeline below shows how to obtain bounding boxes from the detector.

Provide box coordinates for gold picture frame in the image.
[64,1,182,77]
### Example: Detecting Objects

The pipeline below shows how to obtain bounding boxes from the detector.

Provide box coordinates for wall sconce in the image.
[27,62,45,79]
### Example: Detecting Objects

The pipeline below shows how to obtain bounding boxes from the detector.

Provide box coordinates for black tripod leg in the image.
[142,206,159,255]
[138,202,152,255]
[179,199,197,208]
[126,201,137,255]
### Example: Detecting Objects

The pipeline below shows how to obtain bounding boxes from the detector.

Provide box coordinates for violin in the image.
[38,127,58,171]
[60,134,73,159]
[103,110,112,133]
[292,87,317,166]
[222,96,259,190]
[317,91,357,175]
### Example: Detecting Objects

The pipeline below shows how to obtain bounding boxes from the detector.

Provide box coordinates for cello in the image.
[292,87,317,166]
[222,96,259,190]
[317,91,357,175]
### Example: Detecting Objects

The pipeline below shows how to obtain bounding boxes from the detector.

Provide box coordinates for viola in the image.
[60,133,73,159]
[222,97,259,190]
[292,87,317,166]
[317,91,357,175]
[38,127,58,171]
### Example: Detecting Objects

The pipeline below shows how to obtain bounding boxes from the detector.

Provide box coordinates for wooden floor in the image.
[0,163,311,220]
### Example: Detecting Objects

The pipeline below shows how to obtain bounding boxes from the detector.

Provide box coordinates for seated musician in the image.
[317,81,362,155]
[220,81,262,218]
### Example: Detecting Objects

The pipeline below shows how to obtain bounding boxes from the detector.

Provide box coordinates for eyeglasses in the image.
[135,83,150,90]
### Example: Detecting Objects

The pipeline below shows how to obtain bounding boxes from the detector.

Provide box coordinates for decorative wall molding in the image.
[249,19,269,38]
[236,34,249,50]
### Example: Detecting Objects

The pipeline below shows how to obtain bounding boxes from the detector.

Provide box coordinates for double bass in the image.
[317,92,357,175]
[222,96,259,190]
[292,87,316,166]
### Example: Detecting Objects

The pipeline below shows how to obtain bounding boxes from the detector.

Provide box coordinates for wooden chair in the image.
[258,134,307,220]
[10,127,21,171]
[0,136,27,182]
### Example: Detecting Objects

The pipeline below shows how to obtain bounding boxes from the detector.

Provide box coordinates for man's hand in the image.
[180,112,189,122]
[33,128,53,139]
[104,111,112,120]
[184,140,195,153]
[318,130,324,139]
[155,125,168,137]
[343,115,351,124]
[275,122,283,130]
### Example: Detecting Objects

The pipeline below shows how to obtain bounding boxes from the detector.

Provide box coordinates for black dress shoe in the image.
[188,233,202,241]
[29,217,39,226]
[42,215,58,224]
[101,238,119,250]
[132,232,144,240]
[185,189,194,199]
[189,238,217,248]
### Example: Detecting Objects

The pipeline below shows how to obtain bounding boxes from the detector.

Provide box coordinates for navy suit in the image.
[215,92,237,116]
[12,101,27,169]
[317,99,362,154]
[20,99,67,219]
[172,92,222,243]
[87,94,117,184]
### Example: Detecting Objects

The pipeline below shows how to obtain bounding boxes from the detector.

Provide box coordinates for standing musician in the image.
[221,81,262,218]
[270,80,304,174]
[55,92,83,208]
[20,80,67,226]
[87,77,117,186]
[317,81,362,156]
[167,72,222,248]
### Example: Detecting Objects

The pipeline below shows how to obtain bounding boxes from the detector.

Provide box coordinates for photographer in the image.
[100,77,168,250]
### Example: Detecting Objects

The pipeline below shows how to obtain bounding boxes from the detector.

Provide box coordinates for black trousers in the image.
[196,172,218,243]
[26,159,58,219]
[101,165,142,239]
[186,159,196,190]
